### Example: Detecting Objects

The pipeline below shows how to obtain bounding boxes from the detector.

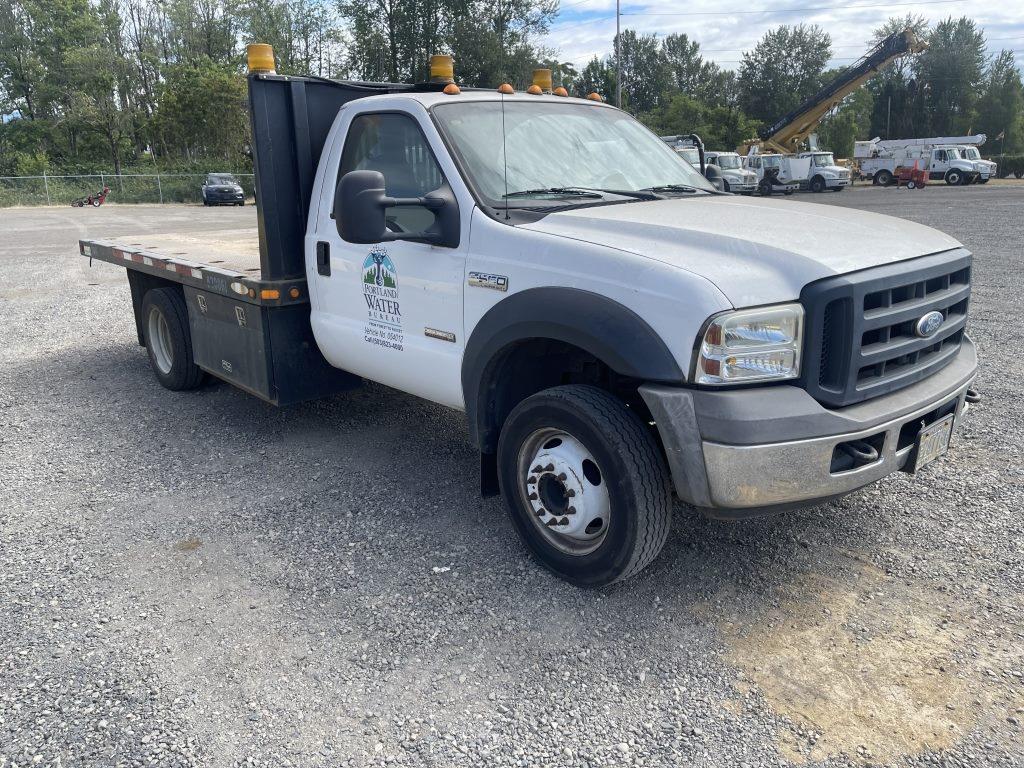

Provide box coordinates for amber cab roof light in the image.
[429,54,455,84]
[531,68,553,94]
[247,43,276,75]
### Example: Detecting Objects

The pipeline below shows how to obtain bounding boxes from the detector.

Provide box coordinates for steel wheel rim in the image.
[516,428,611,556]
[148,307,173,374]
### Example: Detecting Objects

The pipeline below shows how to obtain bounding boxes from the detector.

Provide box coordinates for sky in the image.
[541,0,1024,73]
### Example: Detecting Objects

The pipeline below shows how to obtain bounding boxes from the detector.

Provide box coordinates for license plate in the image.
[913,414,954,471]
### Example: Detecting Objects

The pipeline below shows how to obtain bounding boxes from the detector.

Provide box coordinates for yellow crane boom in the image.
[739,29,926,155]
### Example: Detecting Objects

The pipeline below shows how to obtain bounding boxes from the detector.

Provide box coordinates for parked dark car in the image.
[201,173,245,206]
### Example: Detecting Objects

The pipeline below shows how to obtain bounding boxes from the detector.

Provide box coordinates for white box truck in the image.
[79,47,980,586]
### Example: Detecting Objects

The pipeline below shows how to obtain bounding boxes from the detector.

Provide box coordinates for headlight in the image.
[695,304,803,385]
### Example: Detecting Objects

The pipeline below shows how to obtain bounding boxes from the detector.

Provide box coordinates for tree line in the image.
[1,0,1021,177]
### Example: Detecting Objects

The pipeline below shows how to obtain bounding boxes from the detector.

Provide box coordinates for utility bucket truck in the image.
[743,148,806,195]
[855,136,988,185]
[79,45,980,586]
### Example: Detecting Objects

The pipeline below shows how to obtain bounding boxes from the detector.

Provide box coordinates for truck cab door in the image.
[309,108,468,409]
[931,149,946,175]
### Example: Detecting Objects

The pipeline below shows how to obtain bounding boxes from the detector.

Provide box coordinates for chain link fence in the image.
[0,173,255,207]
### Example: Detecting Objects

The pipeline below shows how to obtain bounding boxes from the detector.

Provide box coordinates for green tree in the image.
[737,24,832,124]
[610,30,668,113]
[976,50,1024,153]
[915,17,986,135]
[574,56,614,100]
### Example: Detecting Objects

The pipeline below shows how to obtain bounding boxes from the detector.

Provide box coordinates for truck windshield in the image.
[432,101,714,206]
[714,155,742,170]
[810,154,835,167]
[676,148,700,166]
[963,147,980,160]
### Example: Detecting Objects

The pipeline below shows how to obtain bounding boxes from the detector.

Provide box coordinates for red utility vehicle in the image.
[72,186,111,207]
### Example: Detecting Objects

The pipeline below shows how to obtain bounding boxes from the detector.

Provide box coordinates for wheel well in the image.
[126,270,184,346]
[475,338,651,456]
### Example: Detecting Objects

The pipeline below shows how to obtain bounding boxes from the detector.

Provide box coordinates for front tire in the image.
[945,169,963,186]
[722,180,731,193]
[141,288,205,391]
[810,176,826,193]
[497,385,672,587]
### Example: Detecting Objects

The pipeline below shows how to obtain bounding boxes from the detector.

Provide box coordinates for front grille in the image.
[801,249,971,407]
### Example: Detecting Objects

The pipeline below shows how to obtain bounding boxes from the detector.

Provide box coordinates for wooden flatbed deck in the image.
[107,228,263,276]
[79,226,308,308]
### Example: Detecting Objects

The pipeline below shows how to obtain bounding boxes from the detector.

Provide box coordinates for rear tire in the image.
[875,169,893,187]
[497,385,672,587]
[141,287,205,391]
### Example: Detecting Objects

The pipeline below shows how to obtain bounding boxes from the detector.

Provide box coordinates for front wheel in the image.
[979,177,989,184]
[810,176,826,193]
[945,170,963,186]
[497,385,672,587]
[722,180,731,193]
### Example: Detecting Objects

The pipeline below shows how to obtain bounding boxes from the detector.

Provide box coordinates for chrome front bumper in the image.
[640,339,977,516]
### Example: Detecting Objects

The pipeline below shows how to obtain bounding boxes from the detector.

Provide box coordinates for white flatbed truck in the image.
[80,47,980,586]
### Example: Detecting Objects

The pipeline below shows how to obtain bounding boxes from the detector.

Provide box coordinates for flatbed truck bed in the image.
[79,227,359,406]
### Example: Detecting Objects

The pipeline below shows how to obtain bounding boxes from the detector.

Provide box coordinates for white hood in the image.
[522,196,961,307]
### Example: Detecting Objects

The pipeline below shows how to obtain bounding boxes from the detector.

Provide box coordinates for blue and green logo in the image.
[362,247,396,288]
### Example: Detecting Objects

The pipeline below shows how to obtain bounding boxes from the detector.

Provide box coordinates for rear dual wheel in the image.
[142,288,205,391]
[497,385,672,587]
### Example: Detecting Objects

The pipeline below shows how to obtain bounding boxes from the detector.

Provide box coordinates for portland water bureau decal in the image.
[361,246,404,351]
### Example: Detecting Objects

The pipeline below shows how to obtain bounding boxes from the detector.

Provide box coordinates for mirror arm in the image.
[381,195,446,211]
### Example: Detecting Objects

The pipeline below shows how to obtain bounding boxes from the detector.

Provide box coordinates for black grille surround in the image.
[800,248,972,408]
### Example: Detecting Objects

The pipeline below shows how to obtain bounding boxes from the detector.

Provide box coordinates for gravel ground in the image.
[1,187,1022,768]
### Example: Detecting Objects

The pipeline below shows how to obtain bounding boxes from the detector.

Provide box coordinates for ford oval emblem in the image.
[915,310,944,338]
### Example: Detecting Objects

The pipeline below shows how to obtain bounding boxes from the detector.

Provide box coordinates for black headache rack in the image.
[249,72,412,279]
[80,74,415,405]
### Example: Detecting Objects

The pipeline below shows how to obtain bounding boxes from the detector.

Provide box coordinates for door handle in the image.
[316,241,330,276]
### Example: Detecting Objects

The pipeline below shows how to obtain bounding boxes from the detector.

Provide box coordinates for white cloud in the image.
[542,0,1024,71]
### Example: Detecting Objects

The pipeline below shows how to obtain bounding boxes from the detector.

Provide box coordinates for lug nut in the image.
[566,489,576,497]
[566,506,576,514]
[527,476,537,485]
[528,492,538,501]
[557,472,567,481]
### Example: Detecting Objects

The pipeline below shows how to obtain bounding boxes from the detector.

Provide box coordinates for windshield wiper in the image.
[503,187,603,199]
[640,184,703,195]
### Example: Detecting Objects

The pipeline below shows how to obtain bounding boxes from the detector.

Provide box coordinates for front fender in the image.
[462,287,685,451]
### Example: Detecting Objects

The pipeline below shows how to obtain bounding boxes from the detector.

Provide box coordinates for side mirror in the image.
[334,170,460,248]
[704,164,725,192]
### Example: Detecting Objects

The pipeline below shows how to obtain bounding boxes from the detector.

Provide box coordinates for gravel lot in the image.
[2,186,1022,768]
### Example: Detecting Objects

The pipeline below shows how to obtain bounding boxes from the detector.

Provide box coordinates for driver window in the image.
[339,112,445,234]
[934,150,945,162]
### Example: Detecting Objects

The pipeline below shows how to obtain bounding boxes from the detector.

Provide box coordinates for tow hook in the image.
[965,388,982,404]
[839,440,880,464]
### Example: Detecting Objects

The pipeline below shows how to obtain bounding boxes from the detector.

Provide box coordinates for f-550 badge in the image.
[468,272,509,292]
